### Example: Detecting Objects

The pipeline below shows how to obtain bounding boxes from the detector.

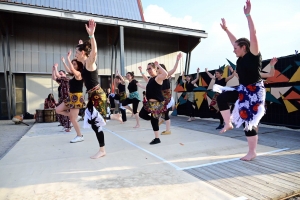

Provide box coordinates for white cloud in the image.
[144,5,202,30]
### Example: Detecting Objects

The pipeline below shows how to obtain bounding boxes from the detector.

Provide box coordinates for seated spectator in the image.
[44,93,57,109]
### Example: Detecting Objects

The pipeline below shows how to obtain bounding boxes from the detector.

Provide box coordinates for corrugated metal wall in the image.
[1,0,142,21]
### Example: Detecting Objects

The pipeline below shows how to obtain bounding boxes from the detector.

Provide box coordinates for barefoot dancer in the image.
[75,19,122,159]
[181,68,200,122]
[52,65,72,132]
[139,61,168,144]
[206,67,235,130]
[56,51,85,143]
[119,71,142,128]
[217,0,266,161]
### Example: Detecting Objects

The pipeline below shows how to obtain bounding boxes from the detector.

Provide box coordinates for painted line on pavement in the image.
[104,128,182,170]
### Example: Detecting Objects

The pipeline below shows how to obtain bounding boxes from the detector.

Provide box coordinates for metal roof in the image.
[1,0,143,21]
[0,2,208,38]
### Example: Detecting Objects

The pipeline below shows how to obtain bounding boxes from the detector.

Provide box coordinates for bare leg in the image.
[165,119,171,131]
[219,109,233,133]
[124,105,133,117]
[110,113,123,123]
[69,109,82,137]
[56,103,70,117]
[90,146,106,159]
[240,135,258,161]
[154,131,159,138]
[133,113,140,128]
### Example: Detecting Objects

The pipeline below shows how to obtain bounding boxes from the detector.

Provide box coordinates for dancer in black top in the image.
[181,68,200,122]
[217,0,268,161]
[74,19,122,159]
[206,67,235,129]
[56,50,85,143]
[139,61,168,144]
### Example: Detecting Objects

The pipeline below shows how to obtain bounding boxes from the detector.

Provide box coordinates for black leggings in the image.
[91,122,105,147]
[162,108,171,121]
[217,91,257,137]
[186,100,195,117]
[122,98,140,114]
[109,95,116,109]
[139,107,159,131]
[120,107,127,122]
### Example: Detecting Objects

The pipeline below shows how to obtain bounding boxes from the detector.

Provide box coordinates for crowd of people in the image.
[42,0,278,161]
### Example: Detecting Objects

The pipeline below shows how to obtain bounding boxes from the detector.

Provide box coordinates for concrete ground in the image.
[0,115,299,200]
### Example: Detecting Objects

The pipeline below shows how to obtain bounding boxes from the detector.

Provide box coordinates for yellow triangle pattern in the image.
[222,65,229,78]
[265,88,271,92]
[194,92,205,109]
[289,67,300,82]
[281,94,298,113]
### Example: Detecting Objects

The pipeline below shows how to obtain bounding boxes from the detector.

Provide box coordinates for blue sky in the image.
[142,0,300,72]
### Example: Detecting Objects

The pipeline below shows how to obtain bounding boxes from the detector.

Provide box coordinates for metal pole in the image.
[187,51,191,74]
[110,45,114,92]
[1,35,11,119]
[6,30,15,116]
[184,52,189,74]
[119,26,125,76]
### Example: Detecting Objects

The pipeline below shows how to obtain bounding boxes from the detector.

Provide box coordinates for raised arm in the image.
[205,68,215,80]
[220,18,237,46]
[52,66,57,81]
[136,83,146,90]
[191,68,200,84]
[225,66,235,82]
[154,61,168,84]
[260,57,277,78]
[85,19,97,70]
[53,64,61,79]
[181,71,186,83]
[61,56,71,74]
[244,0,259,55]
[168,53,182,76]
[138,66,149,83]
[67,50,82,80]
[116,70,125,84]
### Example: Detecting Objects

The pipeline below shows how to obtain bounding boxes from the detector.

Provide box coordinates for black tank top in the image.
[215,78,226,86]
[118,83,126,93]
[81,67,99,91]
[128,79,138,93]
[185,81,194,92]
[69,77,83,93]
[146,77,164,102]
[162,79,170,90]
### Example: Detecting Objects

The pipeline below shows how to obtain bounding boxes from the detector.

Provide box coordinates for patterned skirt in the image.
[88,87,107,118]
[209,92,220,112]
[119,91,127,103]
[214,81,266,131]
[162,89,172,108]
[186,92,194,102]
[143,100,166,119]
[64,92,85,109]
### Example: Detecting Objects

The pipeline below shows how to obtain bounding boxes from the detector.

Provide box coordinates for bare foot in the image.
[240,152,257,161]
[187,118,192,122]
[133,124,140,128]
[191,117,196,121]
[90,150,106,159]
[219,123,233,133]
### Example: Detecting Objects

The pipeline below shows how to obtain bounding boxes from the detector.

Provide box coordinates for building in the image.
[0,0,207,119]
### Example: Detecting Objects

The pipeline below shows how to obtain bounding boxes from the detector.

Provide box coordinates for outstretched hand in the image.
[67,49,72,58]
[220,18,227,30]
[138,66,142,71]
[197,68,200,73]
[85,19,96,36]
[270,57,278,67]
[61,57,65,63]
[154,61,159,66]
[177,53,182,61]
[244,0,251,15]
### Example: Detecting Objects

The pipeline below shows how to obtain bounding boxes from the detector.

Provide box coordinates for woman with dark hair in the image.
[56,50,85,143]
[52,65,72,132]
[181,68,200,122]
[139,53,182,135]
[217,0,267,161]
[119,71,143,128]
[44,93,57,109]
[74,19,122,159]
[138,61,168,144]
[205,67,235,129]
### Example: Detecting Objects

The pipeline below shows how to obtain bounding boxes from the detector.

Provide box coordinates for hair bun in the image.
[131,71,134,75]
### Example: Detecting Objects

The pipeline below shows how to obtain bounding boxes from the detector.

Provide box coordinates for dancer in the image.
[56,51,85,143]
[52,66,72,132]
[119,71,143,128]
[109,72,128,123]
[181,68,200,122]
[44,93,57,109]
[75,19,122,159]
[217,0,266,161]
[205,67,235,129]
[139,61,168,144]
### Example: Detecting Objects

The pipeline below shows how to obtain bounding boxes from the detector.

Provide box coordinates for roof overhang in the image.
[0,3,208,38]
